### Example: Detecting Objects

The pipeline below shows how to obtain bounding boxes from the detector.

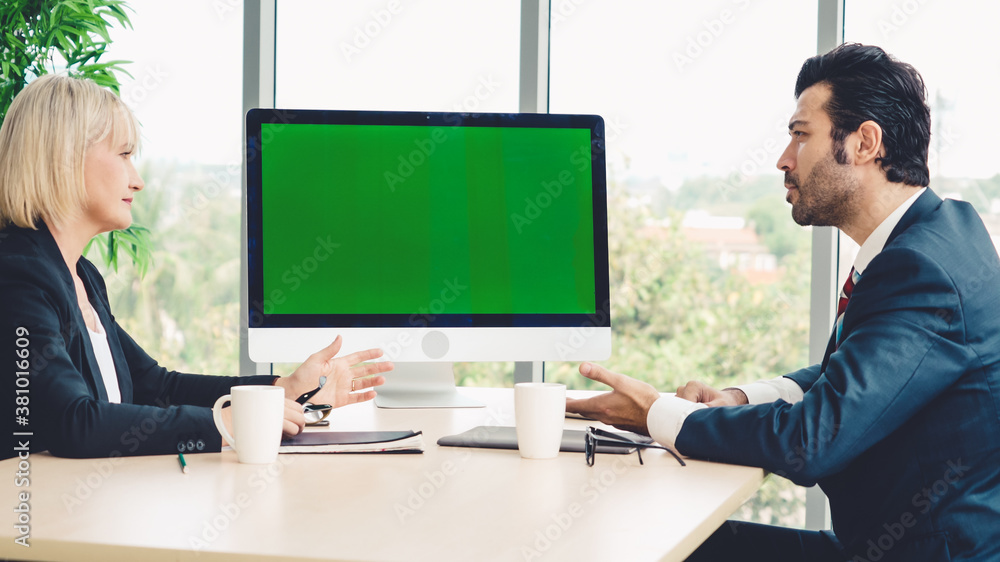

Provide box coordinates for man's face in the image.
[776,83,860,228]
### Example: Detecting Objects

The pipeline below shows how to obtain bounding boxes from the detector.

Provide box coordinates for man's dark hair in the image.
[795,43,931,186]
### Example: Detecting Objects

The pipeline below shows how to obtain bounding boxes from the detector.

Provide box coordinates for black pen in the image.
[296,375,327,404]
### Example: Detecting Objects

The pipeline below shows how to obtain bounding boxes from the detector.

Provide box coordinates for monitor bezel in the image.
[245,108,610,333]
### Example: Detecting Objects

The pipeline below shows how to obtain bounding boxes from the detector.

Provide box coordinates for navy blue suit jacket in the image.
[675,190,1000,561]
[1,223,276,459]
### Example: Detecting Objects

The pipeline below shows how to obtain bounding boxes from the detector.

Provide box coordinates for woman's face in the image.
[82,134,144,234]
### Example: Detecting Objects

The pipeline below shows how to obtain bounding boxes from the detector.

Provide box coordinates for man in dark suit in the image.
[566,43,1000,561]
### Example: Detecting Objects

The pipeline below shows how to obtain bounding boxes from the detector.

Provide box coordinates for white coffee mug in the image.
[514,382,566,459]
[212,386,285,464]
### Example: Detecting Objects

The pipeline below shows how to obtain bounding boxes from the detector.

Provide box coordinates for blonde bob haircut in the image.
[0,74,141,230]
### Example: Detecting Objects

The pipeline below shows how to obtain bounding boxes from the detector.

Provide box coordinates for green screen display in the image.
[260,122,596,315]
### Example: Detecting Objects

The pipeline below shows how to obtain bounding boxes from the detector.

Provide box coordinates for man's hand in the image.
[675,381,748,406]
[564,363,662,436]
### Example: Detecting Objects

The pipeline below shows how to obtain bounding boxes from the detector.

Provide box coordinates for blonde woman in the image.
[0,75,391,459]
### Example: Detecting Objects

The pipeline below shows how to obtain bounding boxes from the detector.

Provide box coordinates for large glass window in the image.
[548,0,819,528]
[99,0,244,375]
[275,0,520,112]
[845,1,1000,254]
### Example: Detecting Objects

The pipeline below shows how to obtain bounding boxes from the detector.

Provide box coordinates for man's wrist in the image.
[646,394,708,449]
[721,387,749,405]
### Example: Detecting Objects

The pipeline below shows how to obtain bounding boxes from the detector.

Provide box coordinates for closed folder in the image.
[437,426,650,454]
[279,430,424,454]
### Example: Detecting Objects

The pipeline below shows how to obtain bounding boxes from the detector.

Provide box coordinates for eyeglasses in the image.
[584,426,686,467]
[296,375,328,405]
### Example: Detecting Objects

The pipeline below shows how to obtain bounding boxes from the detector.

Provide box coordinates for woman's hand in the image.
[281,399,306,436]
[275,335,393,409]
[218,398,307,447]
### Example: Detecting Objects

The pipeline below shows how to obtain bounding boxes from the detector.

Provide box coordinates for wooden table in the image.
[1,387,764,561]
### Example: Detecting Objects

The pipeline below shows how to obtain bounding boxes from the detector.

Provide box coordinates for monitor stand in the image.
[374,362,484,409]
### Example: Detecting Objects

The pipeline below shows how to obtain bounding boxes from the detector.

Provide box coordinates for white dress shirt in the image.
[647,188,927,448]
[87,304,122,404]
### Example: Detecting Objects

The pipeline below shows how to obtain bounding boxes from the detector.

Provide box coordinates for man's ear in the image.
[854,120,884,166]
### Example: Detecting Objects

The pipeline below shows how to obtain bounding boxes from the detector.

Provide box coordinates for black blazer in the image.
[1,223,276,459]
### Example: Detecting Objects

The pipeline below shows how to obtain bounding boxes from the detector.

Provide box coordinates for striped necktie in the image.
[835,267,860,348]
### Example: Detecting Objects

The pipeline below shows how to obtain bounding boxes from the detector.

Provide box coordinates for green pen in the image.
[178,453,189,474]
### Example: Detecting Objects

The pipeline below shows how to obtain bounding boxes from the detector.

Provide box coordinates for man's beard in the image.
[785,152,859,228]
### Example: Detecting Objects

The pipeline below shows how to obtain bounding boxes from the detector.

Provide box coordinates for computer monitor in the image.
[245,109,611,407]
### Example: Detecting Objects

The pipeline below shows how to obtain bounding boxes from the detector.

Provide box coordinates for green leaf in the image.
[52,29,72,54]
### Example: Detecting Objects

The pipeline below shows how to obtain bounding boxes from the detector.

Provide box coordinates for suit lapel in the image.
[77,262,133,404]
[820,188,942,368]
[32,225,110,401]
[821,327,837,371]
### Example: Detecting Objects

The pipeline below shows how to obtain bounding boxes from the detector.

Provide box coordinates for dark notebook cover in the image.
[437,426,651,454]
[281,430,420,446]
[279,430,424,454]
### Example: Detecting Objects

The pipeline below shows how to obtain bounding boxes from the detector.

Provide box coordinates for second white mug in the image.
[514,382,566,459]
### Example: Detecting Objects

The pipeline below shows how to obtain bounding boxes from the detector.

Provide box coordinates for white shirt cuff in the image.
[733,376,804,405]
[646,394,707,449]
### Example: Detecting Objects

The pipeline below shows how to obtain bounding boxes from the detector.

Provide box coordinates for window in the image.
[547,0,819,528]
[99,0,244,375]
[274,0,519,112]
[845,0,1000,254]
